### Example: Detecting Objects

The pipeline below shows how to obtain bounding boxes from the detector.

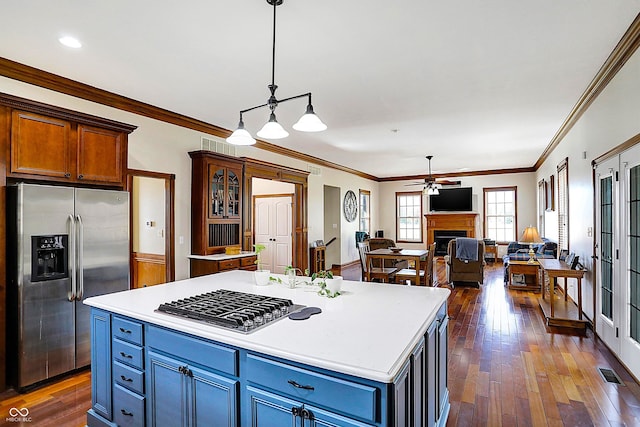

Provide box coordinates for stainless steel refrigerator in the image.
[7,183,129,389]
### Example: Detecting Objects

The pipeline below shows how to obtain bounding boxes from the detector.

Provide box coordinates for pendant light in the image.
[226,0,326,145]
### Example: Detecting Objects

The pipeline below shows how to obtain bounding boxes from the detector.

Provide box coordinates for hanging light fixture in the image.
[226,0,327,146]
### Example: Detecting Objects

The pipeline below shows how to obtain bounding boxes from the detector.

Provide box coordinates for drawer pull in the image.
[120,409,134,417]
[288,380,314,391]
[119,351,133,359]
[120,375,133,382]
[119,327,132,334]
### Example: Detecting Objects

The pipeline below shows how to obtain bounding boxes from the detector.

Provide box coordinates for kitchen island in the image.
[84,270,450,427]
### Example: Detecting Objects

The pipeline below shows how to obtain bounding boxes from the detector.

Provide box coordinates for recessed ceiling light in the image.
[59,36,82,48]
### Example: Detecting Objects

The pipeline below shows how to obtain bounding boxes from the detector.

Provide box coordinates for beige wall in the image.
[378,172,538,250]
[535,47,640,320]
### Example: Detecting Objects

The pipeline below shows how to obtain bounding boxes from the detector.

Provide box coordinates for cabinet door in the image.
[77,124,124,184]
[147,351,189,427]
[190,365,238,427]
[437,315,449,418]
[425,320,438,427]
[394,360,411,427]
[246,386,298,427]
[411,338,426,427]
[246,386,369,427]
[10,110,72,178]
[90,309,112,420]
[226,166,241,218]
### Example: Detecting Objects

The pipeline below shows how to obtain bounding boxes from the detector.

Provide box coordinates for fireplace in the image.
[433,230,467,256]
[425,213,478,256]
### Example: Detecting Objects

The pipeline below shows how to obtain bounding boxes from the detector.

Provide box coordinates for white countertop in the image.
[84,270,450,382]
[188,251,256,261]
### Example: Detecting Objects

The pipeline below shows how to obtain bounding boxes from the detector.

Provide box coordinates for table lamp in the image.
[520,226,543,263]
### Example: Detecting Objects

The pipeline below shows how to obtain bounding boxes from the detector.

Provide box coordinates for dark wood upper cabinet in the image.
[2,93,136,187]
[190,150,244,255]
[77,124,124,184]
[10,110,72,179]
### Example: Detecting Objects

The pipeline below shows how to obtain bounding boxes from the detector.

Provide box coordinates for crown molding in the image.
[0,57,377,181]
[534,13,640,170]
[378,166,536,182]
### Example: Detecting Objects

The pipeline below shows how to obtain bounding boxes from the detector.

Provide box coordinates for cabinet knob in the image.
[64,173,71,178]
[78,174,84,179]
[120,409,134,417]
[119,351,132,359]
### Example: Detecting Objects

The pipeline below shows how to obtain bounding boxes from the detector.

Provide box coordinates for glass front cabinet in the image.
[190,151,244,254]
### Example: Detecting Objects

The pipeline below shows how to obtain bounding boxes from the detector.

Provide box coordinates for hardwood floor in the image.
[2,261,640,426]
[0,370,90,427]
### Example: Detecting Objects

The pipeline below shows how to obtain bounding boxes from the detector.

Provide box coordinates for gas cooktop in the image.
[156,289,305,334]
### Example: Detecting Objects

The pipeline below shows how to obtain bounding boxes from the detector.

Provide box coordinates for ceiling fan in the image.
[406,156,459,195]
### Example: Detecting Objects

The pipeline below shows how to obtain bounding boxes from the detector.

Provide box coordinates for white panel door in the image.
[595,156,619,353]
[254,196,292,274]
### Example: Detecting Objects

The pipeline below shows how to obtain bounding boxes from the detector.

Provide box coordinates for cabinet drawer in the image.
[246,354,377,422]
[113,384,145,427]
[240,256,257,267]
[114,360,144,395]
[113,338,144,370]
[113,316,143,345]
[218,259,240,271]
[147,325,238,376]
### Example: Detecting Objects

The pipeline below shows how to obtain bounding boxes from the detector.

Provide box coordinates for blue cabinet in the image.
[89,309,112,421]
[88,302,449,427]
[147,350,238,427]
[247,386,371,427]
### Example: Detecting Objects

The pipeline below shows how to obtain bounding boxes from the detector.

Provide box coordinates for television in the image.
[429,187,473,212]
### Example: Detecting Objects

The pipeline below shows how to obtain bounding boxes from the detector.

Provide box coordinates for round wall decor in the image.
[343,190,358,222]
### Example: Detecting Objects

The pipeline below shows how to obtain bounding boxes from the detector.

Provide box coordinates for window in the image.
[396,192,422,242]
[557,158,569,251]
[359,190,370,234]
[484,187,517,243]
[538,179,546,237]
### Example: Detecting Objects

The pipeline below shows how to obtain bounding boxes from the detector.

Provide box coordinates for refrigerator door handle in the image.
[76,214,84,300]
[68,214,77,301]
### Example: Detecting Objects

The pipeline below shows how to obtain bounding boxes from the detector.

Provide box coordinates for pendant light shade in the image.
[257,112,289,139]
[292,104,327,132]
[226,0,326,145]
[226,119,256,145]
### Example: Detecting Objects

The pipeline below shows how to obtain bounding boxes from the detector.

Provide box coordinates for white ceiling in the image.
[1,1,639,178]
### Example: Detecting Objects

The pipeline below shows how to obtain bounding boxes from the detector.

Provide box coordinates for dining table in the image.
[365,248,429,285]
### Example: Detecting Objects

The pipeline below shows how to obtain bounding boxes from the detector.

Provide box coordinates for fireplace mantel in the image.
[425,213,478,248]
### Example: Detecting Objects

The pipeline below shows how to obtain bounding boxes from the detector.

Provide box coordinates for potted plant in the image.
[253,244,270,286]
[311,270,342,298]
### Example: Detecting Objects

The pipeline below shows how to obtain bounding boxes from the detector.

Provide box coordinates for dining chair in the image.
[394,242,435,286]
[357,241,397,283]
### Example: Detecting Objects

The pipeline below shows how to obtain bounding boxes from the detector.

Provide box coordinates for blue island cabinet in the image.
[86,302,449,427]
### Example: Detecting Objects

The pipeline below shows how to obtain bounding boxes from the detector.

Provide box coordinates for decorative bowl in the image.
[390,247,403,253]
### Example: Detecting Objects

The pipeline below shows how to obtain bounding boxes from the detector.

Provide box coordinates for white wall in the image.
[252,178,294,195]
[0,76,380,276]
[535,48,640,320]
[132,176,166,255]
[378,173,538,250]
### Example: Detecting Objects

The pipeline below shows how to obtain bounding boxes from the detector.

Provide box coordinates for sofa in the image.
[502,238,558,281]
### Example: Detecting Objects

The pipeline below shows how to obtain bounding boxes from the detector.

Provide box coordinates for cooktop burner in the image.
[156,289,305,334]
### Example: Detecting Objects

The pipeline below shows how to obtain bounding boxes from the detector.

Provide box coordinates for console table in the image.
[538,259,588,330]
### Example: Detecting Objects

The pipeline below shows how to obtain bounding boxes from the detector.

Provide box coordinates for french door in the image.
[619,143,640,378]
[595,143,640,379]
[595,156,619,352]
